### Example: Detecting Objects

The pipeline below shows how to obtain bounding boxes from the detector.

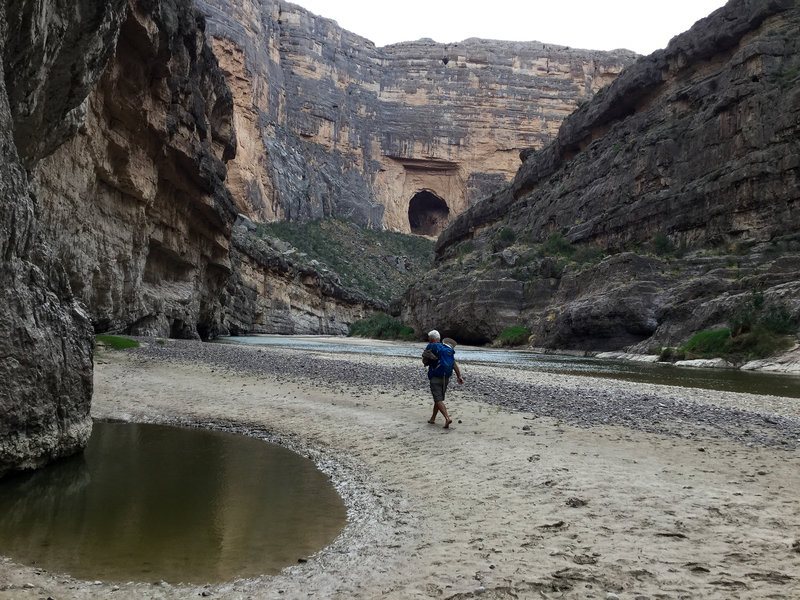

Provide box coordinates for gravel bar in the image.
[125,338,800,449]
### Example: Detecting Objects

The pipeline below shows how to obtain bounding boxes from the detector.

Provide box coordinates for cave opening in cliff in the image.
[408,190,450,236]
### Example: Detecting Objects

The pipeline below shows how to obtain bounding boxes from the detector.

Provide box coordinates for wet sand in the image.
[1,339,799,599]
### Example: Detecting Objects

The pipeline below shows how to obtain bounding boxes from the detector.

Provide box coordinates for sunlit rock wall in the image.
[197,0,638,234]
[32,0,238,339]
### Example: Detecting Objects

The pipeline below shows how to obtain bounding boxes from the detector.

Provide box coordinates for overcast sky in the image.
[288,0,729,55]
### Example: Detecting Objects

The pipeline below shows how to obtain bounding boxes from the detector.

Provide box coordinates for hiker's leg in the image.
[429,403,439,423]
[430,377,451,426]
[440,377,452,427]
[436,401,452,427]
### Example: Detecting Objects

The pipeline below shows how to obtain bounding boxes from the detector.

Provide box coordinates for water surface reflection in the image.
[0,422,346,583]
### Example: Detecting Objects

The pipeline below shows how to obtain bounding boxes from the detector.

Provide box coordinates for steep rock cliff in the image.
[0,0,126,476]
[32,0,238,339]
[196,0,637,234]
[402,0,800,351]
[223,221,377,335]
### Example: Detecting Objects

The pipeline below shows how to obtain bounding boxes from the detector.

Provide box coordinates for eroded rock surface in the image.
[223,221,378,335]
[32,0,238,339]
[0,0,126,476]
[403,0,800,350]
[197,0,637,234]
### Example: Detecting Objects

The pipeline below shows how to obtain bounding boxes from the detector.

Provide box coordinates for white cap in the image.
[427,329,440,340]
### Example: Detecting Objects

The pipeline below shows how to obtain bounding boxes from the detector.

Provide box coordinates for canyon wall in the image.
[196,0,637,235]
[32,0,240,340]
[223,221,374,335]
[24,0,634,342]
[402,0,800,351]
[0,0,126,476]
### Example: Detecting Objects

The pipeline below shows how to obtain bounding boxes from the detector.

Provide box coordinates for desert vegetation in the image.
[348,313,416,340]
[256,218,434,304]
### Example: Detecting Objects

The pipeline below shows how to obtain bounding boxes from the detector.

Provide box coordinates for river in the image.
[213,335,800,399]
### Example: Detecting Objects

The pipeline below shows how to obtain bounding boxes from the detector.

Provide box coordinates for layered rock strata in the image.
[32,0,239,340]
[223,220,377,335]
[197,0,637,234]
[402,0,800,350]
[0,0,126,476]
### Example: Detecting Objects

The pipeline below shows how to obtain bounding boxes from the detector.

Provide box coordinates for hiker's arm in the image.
[454,361,464,384]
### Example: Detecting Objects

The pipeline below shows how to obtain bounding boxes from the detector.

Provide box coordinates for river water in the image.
[214,335,800,399]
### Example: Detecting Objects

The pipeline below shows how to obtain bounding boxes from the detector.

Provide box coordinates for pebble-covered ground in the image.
[5,337,800,600]
[127,339,800,449]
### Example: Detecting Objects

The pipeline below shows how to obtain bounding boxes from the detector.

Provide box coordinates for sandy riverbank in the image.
[1,339,799,600]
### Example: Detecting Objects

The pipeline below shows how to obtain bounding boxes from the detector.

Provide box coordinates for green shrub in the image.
[456,239,474,260]
[495,326,531,347]
[657,346,685,361]
[731,292,796,337]
[540,232,573,257]
[348,313,416,340]
[730,306,756,336]
[572,245,604,266]
[728,325,795,361]
[499,227,516,245]
[680,329,732,358]
[760,304,797,335]
[95,335,140,350]
[651,233,675,256]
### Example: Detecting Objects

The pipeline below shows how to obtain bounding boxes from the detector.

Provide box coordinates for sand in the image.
[1,339,799,600]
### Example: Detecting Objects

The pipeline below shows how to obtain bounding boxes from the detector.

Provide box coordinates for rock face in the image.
[32,0,239,339]
[402,0,800,350]
[223,221,377,335]
[0,0,126,476]
[196,0,637,234]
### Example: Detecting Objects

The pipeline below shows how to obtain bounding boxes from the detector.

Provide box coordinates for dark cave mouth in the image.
[408,190,450,236]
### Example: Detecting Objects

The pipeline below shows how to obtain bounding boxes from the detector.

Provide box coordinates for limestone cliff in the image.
[223,220,376,335]
[196,0,637,235]
[0,0,126,476]
[402,0,800,351]
[32,0,239,340]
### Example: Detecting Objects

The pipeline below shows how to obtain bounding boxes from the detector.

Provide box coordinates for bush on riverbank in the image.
[495,326,532,347]
[348,313,416,340]
[95,335,140,350]
[668,303,797,362]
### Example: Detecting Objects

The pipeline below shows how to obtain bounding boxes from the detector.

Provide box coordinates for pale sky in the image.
[288,0,730,55]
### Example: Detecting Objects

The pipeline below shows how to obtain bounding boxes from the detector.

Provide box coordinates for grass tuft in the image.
[95,335,140,350]
[679,329,731,358]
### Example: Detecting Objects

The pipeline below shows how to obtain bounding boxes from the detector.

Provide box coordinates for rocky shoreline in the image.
[595,348,800,375]
[126,339,800,449]
[2,338,799,599]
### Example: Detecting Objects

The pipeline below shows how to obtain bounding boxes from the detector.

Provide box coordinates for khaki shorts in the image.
[429,376,450,404]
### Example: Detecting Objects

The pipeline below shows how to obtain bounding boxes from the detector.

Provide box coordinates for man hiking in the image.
[422,330,464,428]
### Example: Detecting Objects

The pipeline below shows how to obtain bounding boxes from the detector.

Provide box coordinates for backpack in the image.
[429,343,455,378]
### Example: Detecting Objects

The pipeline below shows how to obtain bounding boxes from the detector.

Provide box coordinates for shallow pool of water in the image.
[0,422,347,584]
[214,335,800,399]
